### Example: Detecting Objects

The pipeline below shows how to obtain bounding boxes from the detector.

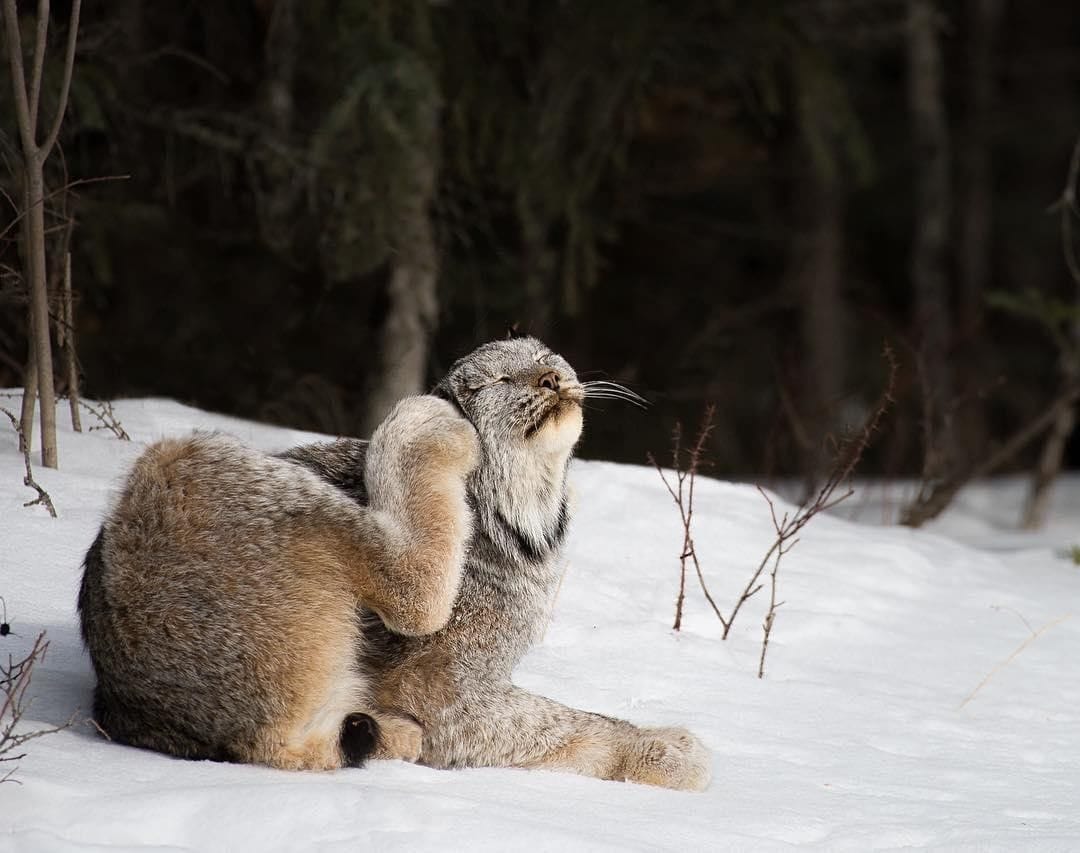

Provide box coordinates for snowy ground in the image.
[1,394,1078,851]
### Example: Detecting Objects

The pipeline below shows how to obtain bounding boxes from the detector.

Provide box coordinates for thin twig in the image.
[78,399,129,440]
[0,404,57,516]
[958,613,1072,709]
[26,0,49,139]
[901,379,1080,526]
[39,0,83,160]
[648,405,722,631]
[0,174,131,246]
[1,630,73,783]
[729,345,898,644]
[1059,134,1080,288]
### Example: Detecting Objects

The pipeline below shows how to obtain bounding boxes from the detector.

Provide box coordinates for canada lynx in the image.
[79,337,710,790]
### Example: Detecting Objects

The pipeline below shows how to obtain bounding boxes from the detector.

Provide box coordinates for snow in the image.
[2,394,1078,851]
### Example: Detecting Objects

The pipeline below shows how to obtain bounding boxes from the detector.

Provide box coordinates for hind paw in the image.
[370,713,423,763]
[624,726,711,792]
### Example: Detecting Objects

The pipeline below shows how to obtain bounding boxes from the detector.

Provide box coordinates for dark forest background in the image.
[2,1,1079,524]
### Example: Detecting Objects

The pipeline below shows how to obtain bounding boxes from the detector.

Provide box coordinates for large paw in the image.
[625,727,711,792]
[375,395,479,476]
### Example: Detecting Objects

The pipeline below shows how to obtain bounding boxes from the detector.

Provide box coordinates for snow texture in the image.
[1,395,1078,851]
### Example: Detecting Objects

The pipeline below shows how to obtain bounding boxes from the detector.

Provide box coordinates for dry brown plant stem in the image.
[648,404,725,632]
[901,379,1080,526]
[79,399,129,440]
[1,630,70,783]
[958,613,1072,710]
[750,345,896,676]
[651,345,897,678]
[1,404,56,516]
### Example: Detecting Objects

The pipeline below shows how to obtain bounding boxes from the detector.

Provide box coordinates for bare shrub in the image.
[78,399,130,441]
[652,344,898,677]
[1,628,69,783]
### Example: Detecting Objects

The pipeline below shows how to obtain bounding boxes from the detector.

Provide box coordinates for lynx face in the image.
[435,337,584,454]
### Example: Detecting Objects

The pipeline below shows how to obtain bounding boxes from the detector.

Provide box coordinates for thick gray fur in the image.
[79,336,710,789]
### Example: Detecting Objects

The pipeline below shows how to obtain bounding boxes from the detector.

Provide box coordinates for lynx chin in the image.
[78,337,711,791]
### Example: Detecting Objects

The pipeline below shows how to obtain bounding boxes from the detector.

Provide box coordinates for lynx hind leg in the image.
[237,599,379,772]
[424,687,711,792]
[363,396,480,636]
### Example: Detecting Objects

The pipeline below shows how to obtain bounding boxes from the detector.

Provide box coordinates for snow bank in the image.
[2,395,1078,851]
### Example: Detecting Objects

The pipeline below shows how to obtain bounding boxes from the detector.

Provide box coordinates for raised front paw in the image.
[375,395,479,476]
[625,726,711,792]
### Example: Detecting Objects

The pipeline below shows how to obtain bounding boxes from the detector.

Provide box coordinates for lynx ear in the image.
[505,323,528,340]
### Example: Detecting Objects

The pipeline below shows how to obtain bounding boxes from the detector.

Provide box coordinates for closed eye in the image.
[467,375,511,392]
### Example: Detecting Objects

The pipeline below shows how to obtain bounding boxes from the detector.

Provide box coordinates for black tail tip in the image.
[340,712,379,767]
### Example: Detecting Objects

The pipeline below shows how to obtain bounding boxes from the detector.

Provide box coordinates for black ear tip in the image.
[340,712,379,767]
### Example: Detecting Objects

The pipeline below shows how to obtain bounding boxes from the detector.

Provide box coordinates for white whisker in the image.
[582,386,650,410]
[582,380,650,407]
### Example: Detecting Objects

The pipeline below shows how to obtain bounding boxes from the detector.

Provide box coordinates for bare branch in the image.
[727,345,899,643]
[79,399,129,440]
[1060,134,1080,288]
[2,0,37,156]
[902,379,1080,526]
[0,404,57,516]
[649,405,723,631]
[1,629,72,782]
[0,174,131,245]
[26,0,48,137]
[39,0,81,160]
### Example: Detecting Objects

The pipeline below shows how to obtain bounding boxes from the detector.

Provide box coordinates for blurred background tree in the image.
[1,0,1078,491]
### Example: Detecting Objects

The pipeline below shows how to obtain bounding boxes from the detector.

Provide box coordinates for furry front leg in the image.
[359,396,479,635]
[422,686,711,792]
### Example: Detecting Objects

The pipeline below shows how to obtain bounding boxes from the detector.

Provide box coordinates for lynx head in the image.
[433,336,647,560]
[434,336,584,457]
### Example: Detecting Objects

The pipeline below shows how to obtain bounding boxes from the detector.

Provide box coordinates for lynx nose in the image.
[537,371,560,392]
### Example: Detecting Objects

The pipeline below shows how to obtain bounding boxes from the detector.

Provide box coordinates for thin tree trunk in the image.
[62,252,82,431]
[18,193,36,453]
[4,0,83,468]
[794,135,846,495]
[256,0,301,247]
[26,165,58,468]
[957,0,1003,456]
[364,244,438,434]
[362,112,440,435]
[19,339,37,454]
[907,0,954,484]
[1023,135,1080,529]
